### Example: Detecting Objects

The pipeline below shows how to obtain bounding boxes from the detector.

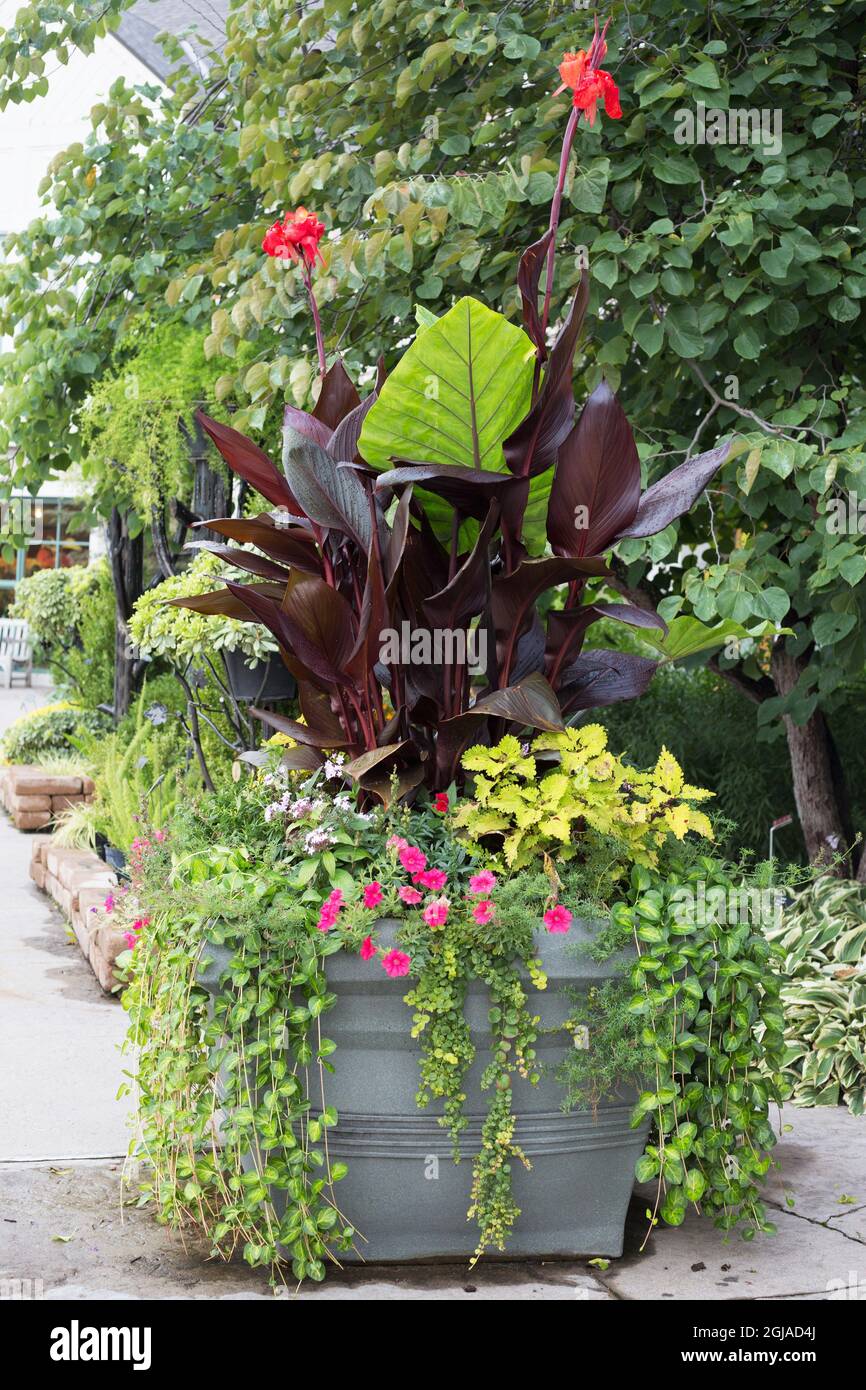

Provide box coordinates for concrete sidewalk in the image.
[0,686,133,1163]
[0,678,864,1299]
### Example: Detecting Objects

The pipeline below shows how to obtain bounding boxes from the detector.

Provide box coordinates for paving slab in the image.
[762,1105,866,1222]
[0,1161,611,1301]
[0,802,133,1162]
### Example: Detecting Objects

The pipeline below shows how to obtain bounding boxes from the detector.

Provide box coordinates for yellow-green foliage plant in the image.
[455,727,714,873]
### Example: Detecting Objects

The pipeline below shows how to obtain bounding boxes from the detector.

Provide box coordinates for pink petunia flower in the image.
[123,931,137,950]
[417,868,447,891]
[543,904,573,934]
[423,896,450,929]
[469,871,497,896]
[386,835,408,853]
[398,885,423,905]
[360,935,377,960]
[382,949,411,978]
[472,898,494,925]
[362,881,384,908]
[399,845,427,875]
[317,888,345,933]
[104,894,115,913]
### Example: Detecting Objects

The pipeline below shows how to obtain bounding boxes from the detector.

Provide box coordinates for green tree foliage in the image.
[2,0,865,862]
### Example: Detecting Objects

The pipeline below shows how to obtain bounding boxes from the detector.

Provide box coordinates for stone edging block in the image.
[29,837,123,995]
[1,763,95,830]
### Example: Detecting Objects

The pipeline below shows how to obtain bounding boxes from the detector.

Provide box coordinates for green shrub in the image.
[0,702,109,765]
[11,562,114,707]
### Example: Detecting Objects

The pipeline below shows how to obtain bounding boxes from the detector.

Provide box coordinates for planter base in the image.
[199,919,649,1262]
[294,1102,644,1261]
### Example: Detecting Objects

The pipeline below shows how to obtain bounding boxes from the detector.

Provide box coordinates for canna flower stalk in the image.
[541,17,622,341]
[262,206,328,377]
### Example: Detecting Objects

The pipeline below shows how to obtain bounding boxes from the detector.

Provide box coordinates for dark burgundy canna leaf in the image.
[191,543,292,584]
[167,581,286,620]
[588,601,668,635]
[423,502,498,632]
[298,681,348,744]
[362,763,425,807]
[226,576,356,689]
[343,742,410,781]
[547,381,641,558]
[509,613,546,684]
[312,357,361,430]
[546,602,666,687]
[502,270,590,479]
[345,544,389,683]
[517,229,554,355]
[491,553,611,683]
[278,745,326,771]
[328,384,381,462]
[615,438,733,540]
[385,486,413,592]
[278,573,359,685]
[249,705,350,749]
[194,515,322,575]
[379,462,522,521]
[434,672,564,784]
[282,424,372,550]
[283,404,333,451]
[196,410,301,514]
[557,649,658,715]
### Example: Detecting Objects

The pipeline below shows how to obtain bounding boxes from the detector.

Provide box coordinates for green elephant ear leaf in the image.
[359,296,545,546]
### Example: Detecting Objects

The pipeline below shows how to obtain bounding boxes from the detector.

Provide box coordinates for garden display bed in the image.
[29,837,124,994]
[1,764,94,830]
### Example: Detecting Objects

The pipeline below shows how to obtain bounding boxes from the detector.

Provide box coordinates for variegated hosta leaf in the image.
[765,879,866,1117]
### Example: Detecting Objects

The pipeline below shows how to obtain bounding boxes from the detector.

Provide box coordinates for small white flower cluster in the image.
[323,752,347,780]
[304,826,336,853]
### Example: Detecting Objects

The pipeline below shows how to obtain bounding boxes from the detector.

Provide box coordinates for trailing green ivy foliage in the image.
[125,844,356,1281]
[564,854,787,1239]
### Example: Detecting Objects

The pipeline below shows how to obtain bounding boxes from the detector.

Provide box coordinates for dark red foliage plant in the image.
[175,23,733,801]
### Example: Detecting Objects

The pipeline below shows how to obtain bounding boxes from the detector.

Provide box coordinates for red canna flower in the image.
[262,206,326,266]
[554,18,621,127]
[433,792,450,814]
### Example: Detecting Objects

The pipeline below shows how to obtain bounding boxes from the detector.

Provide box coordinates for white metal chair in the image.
[0,618,33,687]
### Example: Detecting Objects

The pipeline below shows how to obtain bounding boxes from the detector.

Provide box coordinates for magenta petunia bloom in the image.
[399,885,423,905]
[543,904,573,934]
[469,871,497,896]
[386,835,408,853]
[360,935,377,960]
[362,881,384,908]
[382,948,411,978]
[417,868,447,891]
[423,896,450,928]
[399,845,427,875]
[472,898,494,925]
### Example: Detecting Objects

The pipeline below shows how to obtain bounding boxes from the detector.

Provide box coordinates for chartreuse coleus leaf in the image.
[359,297,548,548]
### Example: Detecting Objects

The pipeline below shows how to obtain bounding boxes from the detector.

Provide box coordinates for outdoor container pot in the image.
[221,648,297,703]
[197,918,649,1261]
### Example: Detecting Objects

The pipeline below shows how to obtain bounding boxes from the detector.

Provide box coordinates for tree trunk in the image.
[107,507,144,723]
[770,645,849,875]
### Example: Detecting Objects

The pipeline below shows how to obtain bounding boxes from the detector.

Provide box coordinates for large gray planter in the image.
[198,918,648,1261]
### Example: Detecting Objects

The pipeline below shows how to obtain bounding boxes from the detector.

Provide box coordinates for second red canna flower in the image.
[262,206,326,265]
[554,18,622,127]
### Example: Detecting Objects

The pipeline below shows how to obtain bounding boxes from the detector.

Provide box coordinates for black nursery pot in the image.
[104,845,128,874]
[222,649,297,703]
